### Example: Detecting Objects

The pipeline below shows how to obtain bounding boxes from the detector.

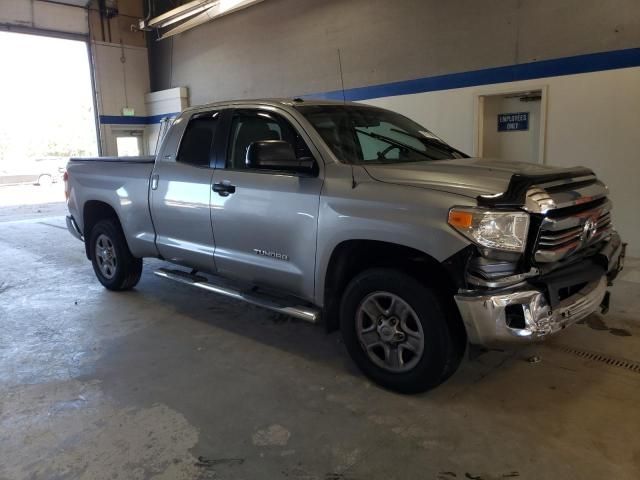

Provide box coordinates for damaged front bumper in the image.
[455,232,625,347]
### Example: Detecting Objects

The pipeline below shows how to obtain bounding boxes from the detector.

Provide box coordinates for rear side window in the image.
[177,111,219,167]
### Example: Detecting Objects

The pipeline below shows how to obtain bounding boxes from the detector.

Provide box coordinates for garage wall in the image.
[0,0,89,36]
[149,0,640,103]
[87,0,152,156]
[92,41,151,155]
[147,0,640,256]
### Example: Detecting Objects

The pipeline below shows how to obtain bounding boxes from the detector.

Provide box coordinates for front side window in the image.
[227,110,313,170]
[296,105,468,164]
[176,111,219,167]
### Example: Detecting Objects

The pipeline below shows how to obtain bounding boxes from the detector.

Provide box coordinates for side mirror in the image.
[246,140,314,172]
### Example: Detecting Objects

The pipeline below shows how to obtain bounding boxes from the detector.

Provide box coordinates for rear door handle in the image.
[151,174,159,190]
[212,182,236,196]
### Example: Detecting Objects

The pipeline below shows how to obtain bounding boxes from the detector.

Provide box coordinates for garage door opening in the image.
[476,88,547,164]
[0,31,98,221]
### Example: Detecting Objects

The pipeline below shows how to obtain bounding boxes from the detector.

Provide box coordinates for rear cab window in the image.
[176,111,220,167]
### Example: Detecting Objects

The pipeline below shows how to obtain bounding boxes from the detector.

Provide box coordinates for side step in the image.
[154,268,320,323]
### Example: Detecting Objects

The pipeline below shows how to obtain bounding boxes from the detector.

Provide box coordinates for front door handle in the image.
[212,182,236,196]
[151,174,159,190]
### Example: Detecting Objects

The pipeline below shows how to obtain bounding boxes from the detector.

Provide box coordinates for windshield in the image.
[296,105,468,164]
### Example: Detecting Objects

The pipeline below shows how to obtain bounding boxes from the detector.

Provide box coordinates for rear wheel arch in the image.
[82,201,125,260]
[322,240,463,336]
[89,218,143,291]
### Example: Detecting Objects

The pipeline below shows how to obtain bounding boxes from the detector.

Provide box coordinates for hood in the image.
[363,158,589,199]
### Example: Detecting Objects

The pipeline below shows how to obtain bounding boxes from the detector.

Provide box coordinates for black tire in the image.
[340,268,463,394]
[89,218,142,291]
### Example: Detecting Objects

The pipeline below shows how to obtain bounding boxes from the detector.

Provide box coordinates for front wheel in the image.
[89,219,142,291]
[340,268,463,394]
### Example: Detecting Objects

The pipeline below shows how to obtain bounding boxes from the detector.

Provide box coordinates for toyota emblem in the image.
[582,217,598,244]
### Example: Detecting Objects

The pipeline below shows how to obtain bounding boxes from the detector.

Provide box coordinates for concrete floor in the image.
[1,199,640,480]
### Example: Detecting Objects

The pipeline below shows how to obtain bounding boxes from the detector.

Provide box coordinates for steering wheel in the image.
[376,144,404,160]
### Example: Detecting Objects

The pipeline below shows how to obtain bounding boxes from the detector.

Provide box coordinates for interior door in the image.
[210,108,323,301]
[150,110,221,272]
[479,90,544,163]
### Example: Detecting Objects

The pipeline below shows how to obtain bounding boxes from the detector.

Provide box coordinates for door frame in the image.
[473,84,548,164]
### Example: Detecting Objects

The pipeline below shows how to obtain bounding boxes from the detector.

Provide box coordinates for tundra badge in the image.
[253,249,289,261]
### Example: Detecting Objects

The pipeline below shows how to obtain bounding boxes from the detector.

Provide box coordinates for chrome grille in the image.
[523,174,607,214]
[534,199,612,263]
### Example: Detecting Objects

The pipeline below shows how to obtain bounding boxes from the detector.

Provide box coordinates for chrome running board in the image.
[154,268,320,323]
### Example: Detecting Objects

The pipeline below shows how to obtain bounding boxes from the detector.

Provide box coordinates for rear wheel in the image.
[340,268,463,393]
[89,219,142,291]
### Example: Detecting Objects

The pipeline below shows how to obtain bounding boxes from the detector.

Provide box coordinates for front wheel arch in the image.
[322,240,463,337]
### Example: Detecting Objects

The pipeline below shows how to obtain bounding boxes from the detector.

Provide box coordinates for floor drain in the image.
[553,345,640,374]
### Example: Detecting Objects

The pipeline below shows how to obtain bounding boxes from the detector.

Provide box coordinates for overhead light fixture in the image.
[140,0,265,39]
[139,0,215,30]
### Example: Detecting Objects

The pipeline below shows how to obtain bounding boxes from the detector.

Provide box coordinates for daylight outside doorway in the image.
[0,31,98,221]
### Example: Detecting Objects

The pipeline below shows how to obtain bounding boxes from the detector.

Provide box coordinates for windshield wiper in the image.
[354,129,434,160]
[389,128,469,158]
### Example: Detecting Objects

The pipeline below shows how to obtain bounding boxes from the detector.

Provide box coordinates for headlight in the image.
[448,208,529,252]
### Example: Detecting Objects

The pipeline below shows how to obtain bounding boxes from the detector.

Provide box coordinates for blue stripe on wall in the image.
[99,115,147,125]
[99,47,640,123]
[305,47,640,102]
[99,112,179,125]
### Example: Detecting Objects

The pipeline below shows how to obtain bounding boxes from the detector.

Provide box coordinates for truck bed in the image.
[69,156,156,164]
[66,156,158,259]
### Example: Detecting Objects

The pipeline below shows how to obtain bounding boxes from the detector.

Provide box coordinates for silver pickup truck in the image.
[65,99,625,393]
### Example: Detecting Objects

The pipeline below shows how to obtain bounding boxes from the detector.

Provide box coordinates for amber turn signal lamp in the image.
[448,209,473,229]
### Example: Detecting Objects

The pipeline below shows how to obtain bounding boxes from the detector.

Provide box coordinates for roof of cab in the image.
[181,97,374,113]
